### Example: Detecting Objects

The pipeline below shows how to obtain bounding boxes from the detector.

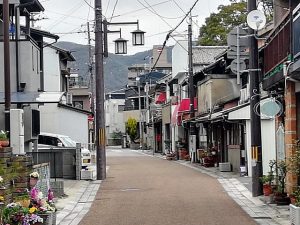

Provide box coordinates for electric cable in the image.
[105,0,112,16]
[47,1,85,31]
[172,0,200,29]
[151,0,200,71]
[110,0,119,22]
[83,0,94,9]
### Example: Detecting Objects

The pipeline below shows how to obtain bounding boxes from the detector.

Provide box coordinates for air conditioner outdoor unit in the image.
[66,93,73,105]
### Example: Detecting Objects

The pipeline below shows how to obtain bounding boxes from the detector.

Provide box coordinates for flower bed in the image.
[0,171,56,225]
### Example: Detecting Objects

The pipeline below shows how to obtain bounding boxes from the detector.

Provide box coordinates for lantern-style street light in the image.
[132,22,145,46]
[114,37,128,54]
[103,20,145,55]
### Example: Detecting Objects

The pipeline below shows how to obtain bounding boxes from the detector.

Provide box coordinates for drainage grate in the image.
[120,188,141,192]
[253,216,272,219]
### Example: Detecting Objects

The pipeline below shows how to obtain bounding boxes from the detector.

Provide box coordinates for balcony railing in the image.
[263,13,291,90]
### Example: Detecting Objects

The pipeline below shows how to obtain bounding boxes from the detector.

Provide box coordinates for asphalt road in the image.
[79,148,257,225]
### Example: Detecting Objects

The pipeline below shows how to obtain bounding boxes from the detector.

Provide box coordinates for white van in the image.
[37,132,92,168]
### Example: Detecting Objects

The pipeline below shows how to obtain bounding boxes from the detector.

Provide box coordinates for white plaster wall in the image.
[43,47,61,92]
[246,119,276,177]
[105,98,125,135]
[0,41,40,92]
[172,40,188,78]
[39,104,89,144]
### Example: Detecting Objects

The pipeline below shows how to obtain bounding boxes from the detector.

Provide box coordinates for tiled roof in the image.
[192,46,227,65]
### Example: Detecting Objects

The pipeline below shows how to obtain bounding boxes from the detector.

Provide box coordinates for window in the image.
[38,135,59,146]
[73,101,83,109]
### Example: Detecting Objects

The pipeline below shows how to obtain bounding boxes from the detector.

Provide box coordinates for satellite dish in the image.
[247,10,266,31]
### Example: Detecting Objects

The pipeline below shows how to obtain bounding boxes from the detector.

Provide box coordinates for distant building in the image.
[105,91,126,145]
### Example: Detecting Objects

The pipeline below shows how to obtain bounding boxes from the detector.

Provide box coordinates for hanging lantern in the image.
[131,29,145,46]
[114,38,128,54]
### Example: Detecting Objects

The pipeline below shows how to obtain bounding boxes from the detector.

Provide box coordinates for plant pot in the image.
[290,204,300,225]
[275,193,291,205]
[15,199,30,208]
[0,140,9,148]
[263,184,272,196]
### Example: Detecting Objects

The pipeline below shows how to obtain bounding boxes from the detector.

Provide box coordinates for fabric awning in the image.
[155,92,166,104]
[178,98,198,113]
[171,105,179,125]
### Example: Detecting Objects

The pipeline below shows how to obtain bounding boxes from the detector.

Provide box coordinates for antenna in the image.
[247,10,266,31]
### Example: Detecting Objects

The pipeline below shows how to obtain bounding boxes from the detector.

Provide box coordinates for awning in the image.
[171,105,179,125]
[178,98,198,113]
[155,92,166,104]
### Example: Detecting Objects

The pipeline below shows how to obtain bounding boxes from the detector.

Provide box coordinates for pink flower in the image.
[30,187,39,200]
[48,189,54,202]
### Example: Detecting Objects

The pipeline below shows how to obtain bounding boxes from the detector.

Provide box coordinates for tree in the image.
[125,118,137,143]
[198,0,273,46]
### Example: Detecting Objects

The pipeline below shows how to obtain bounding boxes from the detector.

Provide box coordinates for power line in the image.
[45,10,88,21]
[87,0,92,21]
[172,0,200,29]
[110,0,119,22]
[47,1,85,31]
[151,0,200,71]
[105,0,112,16]
[83,0,95,9]
[137,0,182,36]
[104,0,173,20]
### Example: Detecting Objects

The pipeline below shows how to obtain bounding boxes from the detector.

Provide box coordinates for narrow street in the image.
[79,148,257,225]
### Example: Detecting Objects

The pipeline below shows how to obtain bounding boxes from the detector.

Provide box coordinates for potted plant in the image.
[2,202,43,225]
[259,160,276,197]
[0,130,9,148]
[274,160,290,205]
[288,142,300,225]
[260,175,273,196]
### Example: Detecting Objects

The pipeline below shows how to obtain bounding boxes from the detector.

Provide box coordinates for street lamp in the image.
[136,76,143,150]
[132,22,145,46]
[114,37,128,54]
[103,19,146,56]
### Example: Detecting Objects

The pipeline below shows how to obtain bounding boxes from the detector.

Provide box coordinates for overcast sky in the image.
[36,0,230,54]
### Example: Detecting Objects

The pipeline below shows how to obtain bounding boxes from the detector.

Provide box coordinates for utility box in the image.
[219,162,232,172]
[10,109,25,155]
[24,107,40,142]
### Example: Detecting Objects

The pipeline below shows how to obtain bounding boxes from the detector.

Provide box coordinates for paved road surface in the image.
[79,148,257,225]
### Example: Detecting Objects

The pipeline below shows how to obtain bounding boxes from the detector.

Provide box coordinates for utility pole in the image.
[248,0,263,197]
[94,0,106,180]
[136,78,142,150]
[3,0,11,132]
[188,14,196,162]
[87,22,95,144]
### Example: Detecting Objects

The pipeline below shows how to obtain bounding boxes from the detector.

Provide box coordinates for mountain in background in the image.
[55,42,172,91]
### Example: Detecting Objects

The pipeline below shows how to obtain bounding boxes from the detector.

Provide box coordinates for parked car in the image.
[37,132,91,168]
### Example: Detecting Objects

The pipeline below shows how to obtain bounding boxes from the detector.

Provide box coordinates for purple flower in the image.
[30,187,39,200]
[48,189,54,202]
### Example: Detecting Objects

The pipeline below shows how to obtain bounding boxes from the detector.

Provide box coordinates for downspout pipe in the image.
[3,0,11,132]
[15,5,20,92]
